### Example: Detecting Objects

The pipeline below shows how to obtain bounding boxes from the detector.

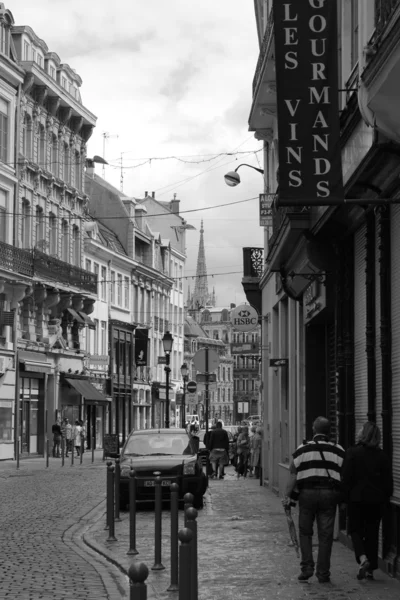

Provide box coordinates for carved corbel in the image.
[58,293,72,315]
[72,295,84,312]
[48,97,60,117]
[59,107,72,127]
[10,284,33,310]
[71,117,83,135]
[58,126,65,140]
[44,289,61,318]
[83,299,95,315]
[81,124,94,142]
[23,73,35,95]
[69,133,76,148]
[34,285,47,306]
[36,86,48,106]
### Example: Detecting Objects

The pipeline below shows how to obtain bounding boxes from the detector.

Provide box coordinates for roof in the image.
[93,174,130,200]
[184,316,208,338]
[97,221,127,255]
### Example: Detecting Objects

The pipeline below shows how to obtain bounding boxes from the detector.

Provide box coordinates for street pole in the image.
[165,354,171,429]
[205,347,209,435]
[181,377,186,428]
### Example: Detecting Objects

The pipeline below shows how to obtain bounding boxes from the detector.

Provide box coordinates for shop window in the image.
[0,402,12,440]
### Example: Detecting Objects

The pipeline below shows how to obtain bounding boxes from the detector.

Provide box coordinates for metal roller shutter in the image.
[354,225,368,439]
[376,219,382,435]
[327,324,337,441]
[391,205,400,500]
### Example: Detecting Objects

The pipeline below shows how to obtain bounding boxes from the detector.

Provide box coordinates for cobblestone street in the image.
[1,457,400,600]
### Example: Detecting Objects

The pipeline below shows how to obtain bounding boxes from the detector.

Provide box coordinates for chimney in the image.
[230,303,236,309]
[85,159,95,179]
[152,191,155,198]
[144,191,148,197]
[170,193,180,214]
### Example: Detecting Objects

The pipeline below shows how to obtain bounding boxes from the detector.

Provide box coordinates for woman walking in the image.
[73,420,83,457]
[341,421,393,580]
[250,427,263,478]
[236,425,250,478]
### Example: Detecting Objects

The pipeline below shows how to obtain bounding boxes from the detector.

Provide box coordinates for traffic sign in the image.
[230,303,259,332]
[196,373,217,383]
[193,348,220,373]
[269,358,288,367]
[158,356,167,364]
[187,381,197,394]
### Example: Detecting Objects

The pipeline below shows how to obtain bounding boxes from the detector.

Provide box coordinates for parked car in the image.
[119,428,208,510]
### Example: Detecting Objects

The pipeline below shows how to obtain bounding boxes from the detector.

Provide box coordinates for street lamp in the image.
[224,163,264,187]
[162,331,174,428]
[180,363,189,428]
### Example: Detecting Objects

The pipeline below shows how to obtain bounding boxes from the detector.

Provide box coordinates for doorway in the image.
[19,376,44,456]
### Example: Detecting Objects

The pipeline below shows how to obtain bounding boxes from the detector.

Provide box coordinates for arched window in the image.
[74,151,81,190]
[63,143,69,183]
[51,134,58,177]
[61,219,69,261]
[24,115,32,159]
[39,125,46,167]
[21,199,31,248]
[72,225,80,265]
[35,206,45,248]
[49,212,57,255]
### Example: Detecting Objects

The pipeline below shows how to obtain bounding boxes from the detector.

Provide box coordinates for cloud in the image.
[160,60,200,102]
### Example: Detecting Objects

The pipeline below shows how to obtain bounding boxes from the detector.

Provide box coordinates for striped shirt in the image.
[292,436,345,487]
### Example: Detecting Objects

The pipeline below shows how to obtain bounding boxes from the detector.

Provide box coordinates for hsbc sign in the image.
[230,304,259,332]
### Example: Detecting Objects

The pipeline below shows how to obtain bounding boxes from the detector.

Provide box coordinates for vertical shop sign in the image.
[273,0,344,205]
[135,328,148,366]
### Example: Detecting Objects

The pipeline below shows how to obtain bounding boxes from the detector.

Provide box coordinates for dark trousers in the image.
[298,488,340,579]
[347,502,383,571]
[52,437,61,457]
[237,453,249,476]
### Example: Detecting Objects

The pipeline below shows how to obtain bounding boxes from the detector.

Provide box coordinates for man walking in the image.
[52,418,62,458]
[62,418,72,457]
[283,416,345,584]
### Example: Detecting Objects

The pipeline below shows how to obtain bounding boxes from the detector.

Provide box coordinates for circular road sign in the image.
[193,348,220,373]
[187,381,197,394]
[230,303,259,332]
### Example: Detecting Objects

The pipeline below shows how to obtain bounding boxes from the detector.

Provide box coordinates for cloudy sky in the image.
[10,0,264,307]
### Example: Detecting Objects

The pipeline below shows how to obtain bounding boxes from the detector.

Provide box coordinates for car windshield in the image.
[123,433,193,456]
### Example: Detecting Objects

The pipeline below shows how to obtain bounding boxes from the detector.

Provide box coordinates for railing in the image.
[375,0,400,34]
[243,247,264,279]
[0,240,33,277]
[252,9,274,96]
[268,206,310,249]
[33,249,98,294]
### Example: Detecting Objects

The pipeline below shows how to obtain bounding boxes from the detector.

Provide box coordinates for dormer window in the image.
[62,77,67,89]
[0,22,9,56]
[50,66,55,79]
[37,55,43,68]
[24,41,29,61]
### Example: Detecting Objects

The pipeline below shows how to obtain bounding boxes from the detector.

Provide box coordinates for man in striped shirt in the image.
[283,416,345,584]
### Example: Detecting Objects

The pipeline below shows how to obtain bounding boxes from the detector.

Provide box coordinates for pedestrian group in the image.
[52,417,86,458]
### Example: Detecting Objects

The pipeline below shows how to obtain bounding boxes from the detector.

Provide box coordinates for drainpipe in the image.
[14,82,22,247]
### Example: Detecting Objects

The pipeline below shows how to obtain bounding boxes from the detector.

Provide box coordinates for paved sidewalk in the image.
[85,465,400,600]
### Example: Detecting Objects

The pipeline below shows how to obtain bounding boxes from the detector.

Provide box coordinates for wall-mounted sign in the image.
[269,358,289,367]
[259,193,273,227]
[135,329,149,366]
[158,356,167,365]
[273,0,343,206]
[230,304,259,332]
[303,280,326,324]
[237,402,249,413]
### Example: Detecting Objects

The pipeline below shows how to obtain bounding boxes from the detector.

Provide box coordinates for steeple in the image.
[188,220,215,319]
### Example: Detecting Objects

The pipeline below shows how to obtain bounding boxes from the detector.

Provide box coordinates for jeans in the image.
[298,488,340,579]
[347,502,383,571]
[237,453,249,476]
[52,437,61,457]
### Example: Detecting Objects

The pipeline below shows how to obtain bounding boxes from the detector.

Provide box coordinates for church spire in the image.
[189,220,215,319]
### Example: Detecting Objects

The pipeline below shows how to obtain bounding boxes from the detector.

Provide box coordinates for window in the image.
[39,125,45,167]
[0,189,6,242]
[35,206,44,248]
[63,143,69,183]
[51,134,58,176]
[72,225,80,265]
[50,66,55,79]
[49,213,57,254]
[37,55,43,68]
[93,319,99,354]
[228,389,231,402]
[93,263,99,296]
[32,49,36,63]
[101,321,107,354]
[117,274,122,306]
[110,271,116,304]
[21,199,31,247]
[0,23,9,55]
[124,276,129,308]
[85,259,91,271]
[62,77,67,89]
[61,220,69,261]
[24,41,29,60]
[0,98,8,163]
[101,266,107,300]
[179,265,183,291]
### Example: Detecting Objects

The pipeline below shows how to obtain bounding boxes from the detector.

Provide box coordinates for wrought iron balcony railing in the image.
[252,9,274,96]
[243,247,264,279]
[375,0,400,34]
[32,249,97,294]
[0,240,33,277]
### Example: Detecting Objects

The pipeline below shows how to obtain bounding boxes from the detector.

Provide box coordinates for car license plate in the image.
[144,480,172,487]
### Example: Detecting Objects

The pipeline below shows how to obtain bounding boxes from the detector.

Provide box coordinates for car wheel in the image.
[193,493,204,510]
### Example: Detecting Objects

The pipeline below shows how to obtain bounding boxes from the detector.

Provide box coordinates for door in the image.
[20,401,29,454]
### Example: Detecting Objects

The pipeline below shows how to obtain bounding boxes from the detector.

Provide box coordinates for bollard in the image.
[80,438,83,465]
[129,562,148,600]
[61,437,65,467]
[178,528,193,600]
[151,472,165,570]
[127,468,138,555]
[16,436,20,470]
[167,483,179,592]
[183,492,194,527]
[115,458,121,521]
[92,439,95,464]
[107,464,117,542]
[46,439,49,468]
[105,460,113,530]
[71,442,74,467]
[186,507,198,600]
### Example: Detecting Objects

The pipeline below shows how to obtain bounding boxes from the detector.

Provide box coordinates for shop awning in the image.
[66,308,86,324]
[78,312,96,330]
[65,378,109,403]
[19,350,52,373]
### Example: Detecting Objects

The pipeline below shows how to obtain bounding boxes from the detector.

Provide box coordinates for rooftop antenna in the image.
[102,132,118,178]
[120,153,124,192]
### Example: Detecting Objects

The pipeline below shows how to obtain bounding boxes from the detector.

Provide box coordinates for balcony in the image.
[248,10,276,137]
[242,248,263,314]
[32,249,97,294]
[0,240,33,278]
[358,0,400,142]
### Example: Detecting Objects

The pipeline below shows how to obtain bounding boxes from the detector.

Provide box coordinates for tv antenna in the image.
[102,132,118,178]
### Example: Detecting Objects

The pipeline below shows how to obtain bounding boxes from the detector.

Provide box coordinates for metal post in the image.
[167,483,179,592]
[115,457,121,521]
[92,417,95,463]
[152,472,165,570]
[127,468,138,555]
[178,528,192,600]
[129,562,148,600]
[184,492,194,527]
[186,507,198,600]
[165,355,171,428]
[105,460,112,529]
[61,437,65,467]
[16,436,20,470]
[80,437,83,464]
[107,464,117,542]
[181,377,186,428]
[46,438,49,468]
[205,347,209,435]
[71,441,74,466]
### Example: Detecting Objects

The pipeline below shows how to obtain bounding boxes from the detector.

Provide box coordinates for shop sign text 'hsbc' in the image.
[230,304,259,332]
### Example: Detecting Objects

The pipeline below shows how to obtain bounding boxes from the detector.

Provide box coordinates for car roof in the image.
[128,428,187,436]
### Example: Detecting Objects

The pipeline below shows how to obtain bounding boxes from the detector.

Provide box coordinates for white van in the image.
[186,414,200,427]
